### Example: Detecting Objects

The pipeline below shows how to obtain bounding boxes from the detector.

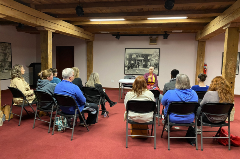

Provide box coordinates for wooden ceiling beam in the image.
[0,0,94,41]
[71,18,213,25]
[35,0,235,11]
[196,0,240,40]
[57,9,225,21]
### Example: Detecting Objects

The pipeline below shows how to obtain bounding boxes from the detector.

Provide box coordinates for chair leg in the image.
[168,116,170,150]
[154,116,156,149]
[18,105,24,126]
[8,102,13,122]
[161,120,166,138]
[71,110,77,141]
[33,106,38,129]
[158,99,160,126]
[23,107,30,116]
[195,116,198,150]
[48,107,54,133]
[201,116,203,151]
[228,116,231,150]
[126,118,128,148]
[52,110,58,135]
[79,109,89,131]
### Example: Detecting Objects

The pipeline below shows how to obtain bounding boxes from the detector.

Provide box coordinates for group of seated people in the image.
[124,67,233,133]
[10,64,117,126]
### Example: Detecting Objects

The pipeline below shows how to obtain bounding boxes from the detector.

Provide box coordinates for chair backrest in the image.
[196,91,207,99]
[201,103,234,115]
[124,75,136,79]
[167,102,199,115]
[82,87,101,97]
[54,94,78,108]
[8,87,26,99]
[34,90,55,108]
[149,90,160,99]
[126,100,156,113]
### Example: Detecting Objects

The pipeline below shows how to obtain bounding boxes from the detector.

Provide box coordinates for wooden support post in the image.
[87,41,93,80]
[222,27,239,96]
[195,41,206,85]
[40,30,52,70]
[0,81,1,107]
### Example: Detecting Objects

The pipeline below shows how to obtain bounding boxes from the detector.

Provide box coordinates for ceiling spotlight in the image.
[115,33,120,40]
[163,31,169,39]
[76,1,84,17]
[165,0,175,10]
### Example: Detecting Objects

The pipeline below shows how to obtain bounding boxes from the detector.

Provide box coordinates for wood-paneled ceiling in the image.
[0,0,238,35]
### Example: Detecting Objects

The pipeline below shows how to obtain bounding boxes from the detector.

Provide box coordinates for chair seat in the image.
[169,122,195,126]
[128,119,154,125]
[58,111,80,117]
[202,121,228,127]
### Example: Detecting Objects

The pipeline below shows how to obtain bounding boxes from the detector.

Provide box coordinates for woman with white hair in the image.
[143,66,158,89]
[86,72,117,115]
[161,74,198,123]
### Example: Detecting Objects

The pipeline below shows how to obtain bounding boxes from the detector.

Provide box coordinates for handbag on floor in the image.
[130,124,148,138]
[0,110,3,126]
[217,128,240,146]
[1,105,13,120]
[55,116,69,131]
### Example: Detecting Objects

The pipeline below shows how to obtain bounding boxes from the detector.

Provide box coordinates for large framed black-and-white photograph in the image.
[0,42,12,80]
[221,52,240,75]
[124,48,160,75]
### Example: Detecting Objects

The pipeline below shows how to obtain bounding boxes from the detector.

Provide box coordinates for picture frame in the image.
[0,42,12,80]
[124,48,160,75]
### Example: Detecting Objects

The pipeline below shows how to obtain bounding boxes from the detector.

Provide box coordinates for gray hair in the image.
[175,74,191,89]
[62,68,74,80]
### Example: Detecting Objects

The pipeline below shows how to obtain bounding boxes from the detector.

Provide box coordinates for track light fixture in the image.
[165,0,175,10]
[115,32,120,40]
[163,31,169,39]
[76,0,84,16]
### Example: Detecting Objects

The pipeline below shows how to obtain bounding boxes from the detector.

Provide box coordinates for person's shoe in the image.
[197,128,202,135]
[110,102,117,107]
[101,110,109,115]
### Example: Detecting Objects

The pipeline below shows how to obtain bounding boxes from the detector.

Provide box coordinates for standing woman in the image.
[85,72,117,115]
[50,68,61,84]
[10,64,35,105]
[72,67,83,91]
[143,66,158,89]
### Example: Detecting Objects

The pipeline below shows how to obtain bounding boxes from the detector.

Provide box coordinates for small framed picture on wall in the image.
[0,42,12,80]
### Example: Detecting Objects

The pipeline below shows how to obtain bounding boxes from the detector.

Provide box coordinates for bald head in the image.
[149,66,154,74]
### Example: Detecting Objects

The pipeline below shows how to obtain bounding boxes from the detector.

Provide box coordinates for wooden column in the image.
[40,30,52,70]
[0,81,1,107]
[195,41,206,85]
[87,41,93,80]
[222,27,239,96]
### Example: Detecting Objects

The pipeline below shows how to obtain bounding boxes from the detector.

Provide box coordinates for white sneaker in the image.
[197,128,201,135]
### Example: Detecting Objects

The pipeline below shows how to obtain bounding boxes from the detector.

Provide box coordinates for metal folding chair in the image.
[126,100,157,149]
[199,103,234,151]
[150,90,161,126]
[8,87,38,126]
[52,94,89,141]
[121,75,135,99]
[161,102,199,150]
[33,90,56,133]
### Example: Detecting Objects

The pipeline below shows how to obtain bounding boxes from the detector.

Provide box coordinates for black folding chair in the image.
[161,102,199,150]
[82,86,108,122]
[199,103,234,151]
[8,87,38,126]
[196,91,207,103]
[33,90,57,133]
[126,100,157,149]
[121,75,136,98]
[150,90,161,126]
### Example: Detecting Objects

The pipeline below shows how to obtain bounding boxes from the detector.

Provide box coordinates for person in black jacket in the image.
[72,67,83,91]
[85,72,117,115]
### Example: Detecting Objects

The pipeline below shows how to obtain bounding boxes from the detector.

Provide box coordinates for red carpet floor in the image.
[0,89,239,159]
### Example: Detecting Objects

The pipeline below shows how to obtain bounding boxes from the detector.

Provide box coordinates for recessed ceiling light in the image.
[90,19,125,21]
[147,17,188,20]
[172,30,183,32]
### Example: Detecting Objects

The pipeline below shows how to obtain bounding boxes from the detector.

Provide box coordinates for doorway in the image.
[56,46,74,79]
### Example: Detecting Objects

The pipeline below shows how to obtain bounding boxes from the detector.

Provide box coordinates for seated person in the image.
[163,69,179,95]
[54,68,98,125]
[85,72,117,115]
[124,76,155,123]
[36,69,56,109]
[162,74,198,123]
[50,68,61,84]
[191,73,209,92]
[144,66,158,90]
[197,76,233,124]
[10,64,35,105]
[72,67,83,91]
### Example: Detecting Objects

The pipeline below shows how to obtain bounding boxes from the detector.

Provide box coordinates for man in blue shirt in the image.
[54,68,98,125]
